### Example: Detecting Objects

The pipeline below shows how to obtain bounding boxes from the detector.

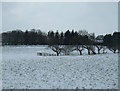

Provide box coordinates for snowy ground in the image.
[2,45,119,89]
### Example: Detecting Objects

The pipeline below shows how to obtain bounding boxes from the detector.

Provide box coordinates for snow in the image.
[2,45,118,89]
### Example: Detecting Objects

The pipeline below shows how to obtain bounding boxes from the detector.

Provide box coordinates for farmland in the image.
[2,45,118,89]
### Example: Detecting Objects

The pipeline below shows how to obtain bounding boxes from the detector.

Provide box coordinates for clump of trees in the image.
[103,32,120,53]
[2,29,120,55]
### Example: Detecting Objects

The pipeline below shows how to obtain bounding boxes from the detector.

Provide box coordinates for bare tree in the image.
[62,45,74,55]
[108,46,118,53]
[83,45,91,55]
[49,45,63,56]
[95,45,104,54]
[83,45,96,55]
[74,45,84,55]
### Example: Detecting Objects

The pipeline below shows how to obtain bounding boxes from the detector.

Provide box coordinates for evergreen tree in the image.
[24,30,29,45]
[54,30,60,45]
[64,30,71,45]
[48,31,55,45]
[60,32,64,45]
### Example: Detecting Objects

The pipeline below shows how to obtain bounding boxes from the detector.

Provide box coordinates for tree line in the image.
[2,29,96,45]
[1,29,120,55]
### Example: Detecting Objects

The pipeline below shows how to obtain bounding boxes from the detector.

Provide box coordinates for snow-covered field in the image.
[2,45,119,89]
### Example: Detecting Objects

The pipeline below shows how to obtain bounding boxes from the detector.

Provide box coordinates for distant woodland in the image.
[1,29,120,55]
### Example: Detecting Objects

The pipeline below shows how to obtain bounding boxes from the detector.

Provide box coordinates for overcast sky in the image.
[2,2,118,36]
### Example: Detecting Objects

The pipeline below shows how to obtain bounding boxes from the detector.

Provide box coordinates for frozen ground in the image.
[2,45,119,89]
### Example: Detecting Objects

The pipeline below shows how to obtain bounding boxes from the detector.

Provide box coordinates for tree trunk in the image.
[88,49,90,55]
[113,49,116,53]
[90,47,96,55]
[79,50,82,55]
[91,49,96,54]
[98,49,100,54]
[56,52,59,56]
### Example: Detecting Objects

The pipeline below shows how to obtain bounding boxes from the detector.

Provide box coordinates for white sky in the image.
[2,2,118,36]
